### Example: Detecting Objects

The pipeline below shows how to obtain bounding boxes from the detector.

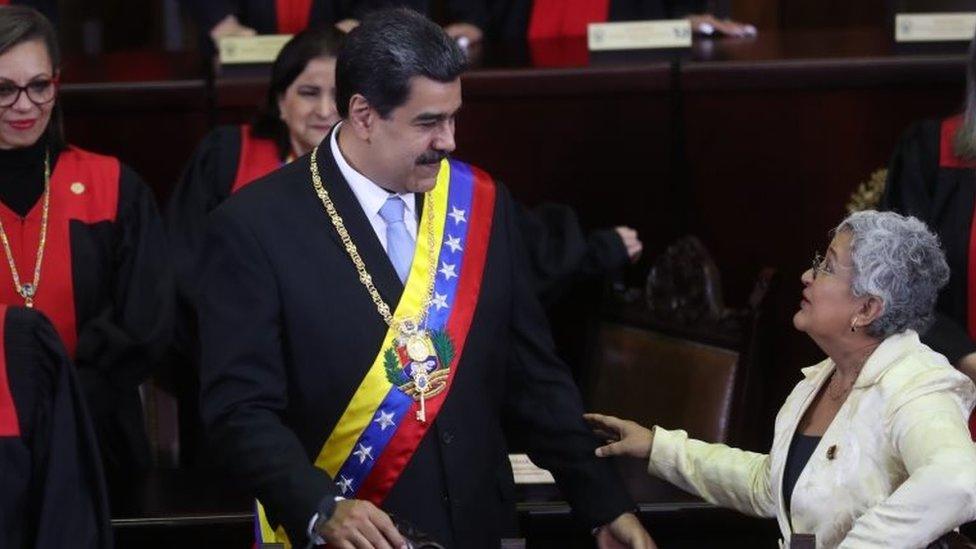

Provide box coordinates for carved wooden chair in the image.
[586,236,775,447]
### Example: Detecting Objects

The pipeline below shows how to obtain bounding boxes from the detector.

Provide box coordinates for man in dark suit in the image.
[197,7,654,548]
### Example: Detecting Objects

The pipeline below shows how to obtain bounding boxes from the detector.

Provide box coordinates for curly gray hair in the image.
[836,210,949,338]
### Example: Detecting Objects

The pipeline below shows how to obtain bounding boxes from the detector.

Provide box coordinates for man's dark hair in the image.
[252,25,345,158]
[0,6,63,148]
[336,7,466,119]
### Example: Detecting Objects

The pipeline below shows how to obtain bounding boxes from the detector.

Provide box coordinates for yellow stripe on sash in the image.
[257,500,291,548]
[313,160,450,476]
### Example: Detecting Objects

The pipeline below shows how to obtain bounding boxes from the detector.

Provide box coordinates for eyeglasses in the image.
[811,252,832,280]
[0,77,58,108]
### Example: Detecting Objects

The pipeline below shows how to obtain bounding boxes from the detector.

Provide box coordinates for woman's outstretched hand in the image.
[584,413,654,459]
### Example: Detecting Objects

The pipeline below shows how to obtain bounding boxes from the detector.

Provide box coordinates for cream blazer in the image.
[648,330,976,548]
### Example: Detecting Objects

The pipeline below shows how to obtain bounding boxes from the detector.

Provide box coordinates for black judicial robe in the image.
[0,304,112,549]
[0,144,173,476]
[196,136,635,546]
[167,125,281,306]
[516,201,628,305]
[882,117,976,365]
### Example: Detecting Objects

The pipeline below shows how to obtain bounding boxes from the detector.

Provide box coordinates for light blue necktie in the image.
[378,195,415,283]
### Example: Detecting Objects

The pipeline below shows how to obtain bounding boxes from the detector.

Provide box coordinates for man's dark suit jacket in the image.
[196,137,634,546]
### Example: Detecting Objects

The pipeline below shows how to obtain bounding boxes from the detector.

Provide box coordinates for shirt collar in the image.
[799,330,921,388]
[330,122,416,219]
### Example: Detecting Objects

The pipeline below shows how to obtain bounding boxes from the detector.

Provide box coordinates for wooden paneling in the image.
[679,29,964,439]
[59,52,210,204]
[457,65,681,258]
[731,0,887,30]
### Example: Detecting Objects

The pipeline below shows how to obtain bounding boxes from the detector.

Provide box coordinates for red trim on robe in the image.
[275,0,313,34]
[940,115,976,169]
[0,147,119,358]
[528,0,610,40]
[0,305,17,437]
[232,125,282,194]
[943,115,976,438]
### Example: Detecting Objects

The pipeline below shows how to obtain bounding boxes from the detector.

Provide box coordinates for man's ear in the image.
[346,94,374,140]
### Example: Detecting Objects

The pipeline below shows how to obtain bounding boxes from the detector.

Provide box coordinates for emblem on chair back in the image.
[645,236,724,325]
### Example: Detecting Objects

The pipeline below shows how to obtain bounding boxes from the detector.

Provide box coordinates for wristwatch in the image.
[315,495,344,525]
[308,495,345,544]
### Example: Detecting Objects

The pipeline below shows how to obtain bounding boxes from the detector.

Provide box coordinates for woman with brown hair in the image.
[0,6,173,479]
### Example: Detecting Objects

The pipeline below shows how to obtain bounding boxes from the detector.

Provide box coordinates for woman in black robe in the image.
[881,36,976,437]
[0,6,173,477]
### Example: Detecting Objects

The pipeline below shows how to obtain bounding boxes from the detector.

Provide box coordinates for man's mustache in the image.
[416,151,449,165]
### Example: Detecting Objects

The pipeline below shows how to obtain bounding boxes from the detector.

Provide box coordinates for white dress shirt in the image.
[648,330,976,548]
[329,122,417,250]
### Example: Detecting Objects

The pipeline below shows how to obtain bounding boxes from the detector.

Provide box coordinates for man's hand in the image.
[596,512,657,549]
[957,352,976,384]
[316,499,406,549]
[614,226,643,262]
[335,19,360,33]
[209,14,257,41]
[584,413,654,459]
[687,14,757,38]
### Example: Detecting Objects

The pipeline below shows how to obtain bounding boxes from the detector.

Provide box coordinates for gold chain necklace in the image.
[0,151,50,308]
[825,365,863,401]
[309,146,438,335]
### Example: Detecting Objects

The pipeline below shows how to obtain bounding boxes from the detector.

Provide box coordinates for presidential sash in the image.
[256,159,496,547]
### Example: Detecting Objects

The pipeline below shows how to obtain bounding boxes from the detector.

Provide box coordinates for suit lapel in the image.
[315,137,406,307]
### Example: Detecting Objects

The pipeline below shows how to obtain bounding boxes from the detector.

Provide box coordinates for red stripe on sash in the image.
[356,169,497,503]
[528,0,610,40]
[232,125,282,194]
[276,0,313,34]
[0,147,118,358]
[0,304,17,436]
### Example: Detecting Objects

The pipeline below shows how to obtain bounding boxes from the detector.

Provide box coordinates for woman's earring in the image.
[850,318,858,333]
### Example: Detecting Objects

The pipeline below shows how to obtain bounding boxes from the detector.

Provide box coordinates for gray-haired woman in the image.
[587,210,976,548]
